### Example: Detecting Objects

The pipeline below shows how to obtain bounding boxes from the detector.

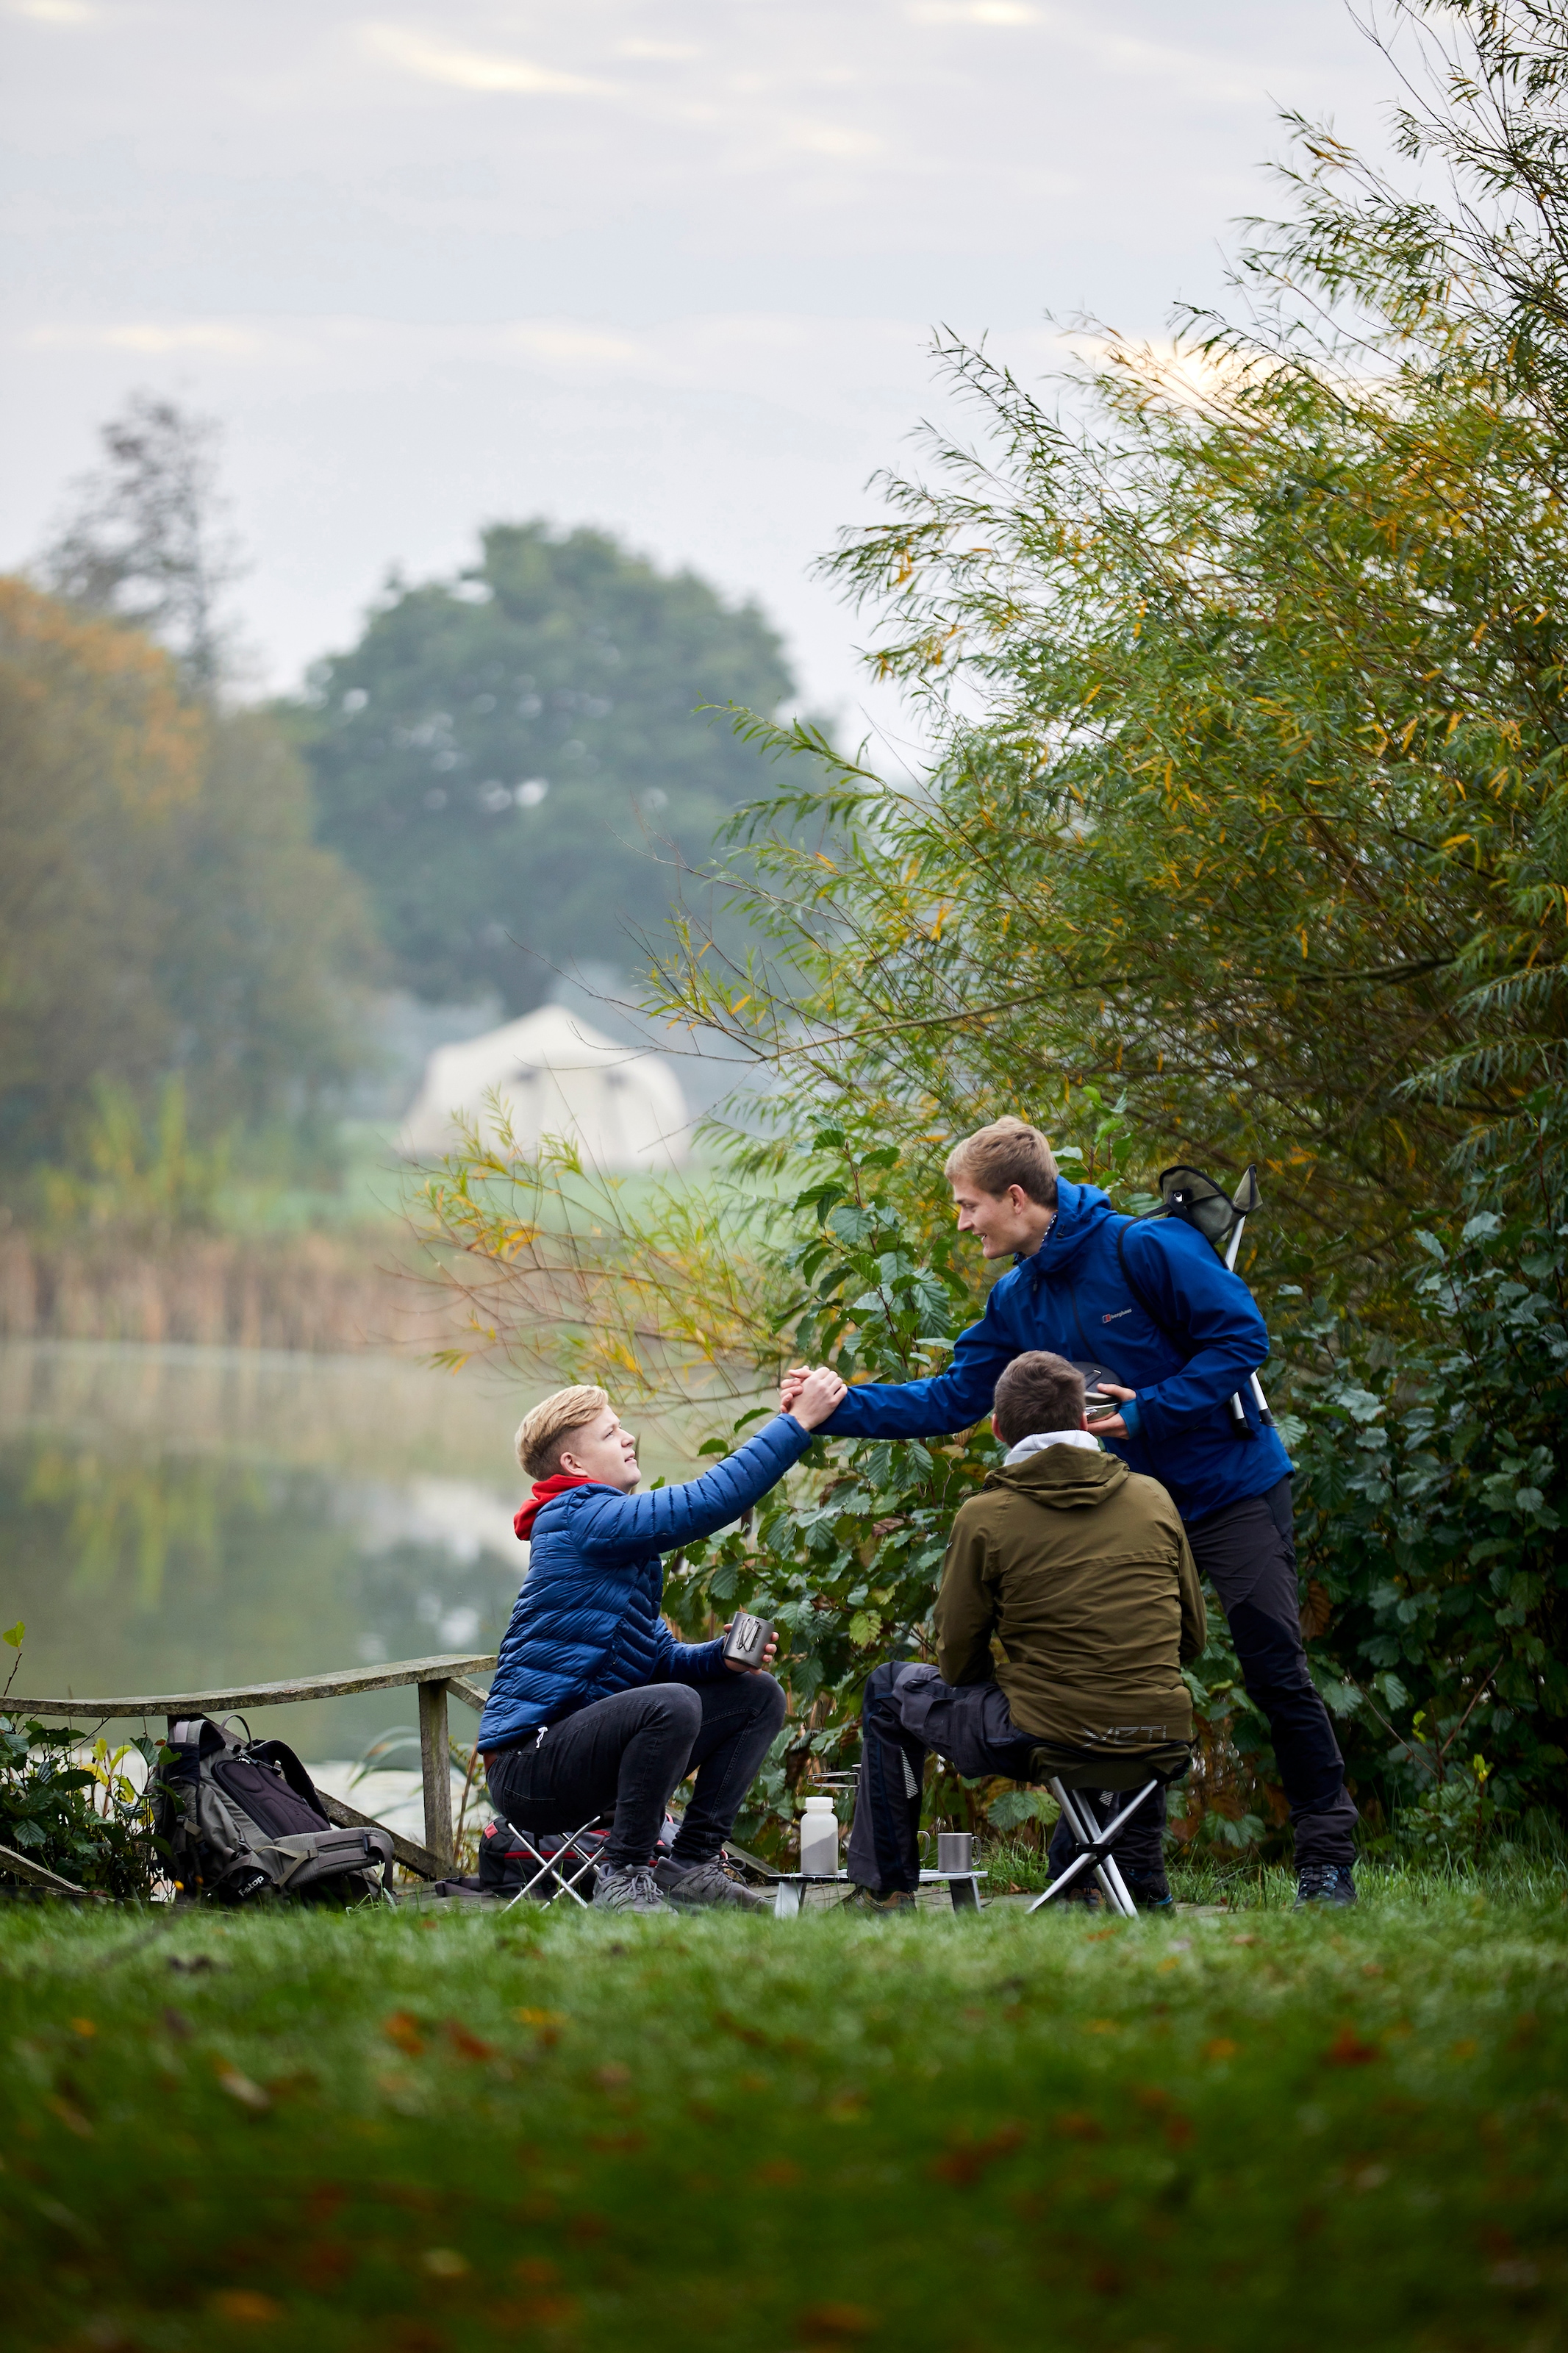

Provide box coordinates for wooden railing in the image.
[7,1652,498,1883]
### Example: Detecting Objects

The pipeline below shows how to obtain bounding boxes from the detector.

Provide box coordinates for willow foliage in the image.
[634,0,1568,1271]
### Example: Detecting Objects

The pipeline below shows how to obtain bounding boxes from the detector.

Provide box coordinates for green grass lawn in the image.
[4,1870,1566,2353]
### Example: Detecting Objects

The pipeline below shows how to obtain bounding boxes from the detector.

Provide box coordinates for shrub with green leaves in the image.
[1285,1194,1567,1848]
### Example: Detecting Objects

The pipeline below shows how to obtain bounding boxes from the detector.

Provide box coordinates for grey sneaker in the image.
[592,1863,673,1915]
[1295,1862,1357,1908]
[654,1857,773,1913]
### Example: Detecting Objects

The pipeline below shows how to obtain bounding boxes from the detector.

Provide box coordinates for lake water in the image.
[0,1339,694,1769]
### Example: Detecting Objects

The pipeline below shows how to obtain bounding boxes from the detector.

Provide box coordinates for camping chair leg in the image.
[1027,1779,1159,1921]
[501,1815,604,1910]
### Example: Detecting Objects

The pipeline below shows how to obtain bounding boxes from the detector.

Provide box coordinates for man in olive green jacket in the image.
[842,1350,1206,1911]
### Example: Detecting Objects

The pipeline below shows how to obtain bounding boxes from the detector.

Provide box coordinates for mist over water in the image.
[0,1341,540,1760]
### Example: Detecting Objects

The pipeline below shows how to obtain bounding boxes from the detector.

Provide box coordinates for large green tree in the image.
[295,523,795,1010]
[0,580,373,1172]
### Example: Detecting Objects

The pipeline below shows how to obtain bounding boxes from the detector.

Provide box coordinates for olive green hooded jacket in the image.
[934,1443,1206,1753]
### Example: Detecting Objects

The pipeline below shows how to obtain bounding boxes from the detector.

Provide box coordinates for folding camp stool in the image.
[498,1814,608,1910]
[1025,1747,1192,1920]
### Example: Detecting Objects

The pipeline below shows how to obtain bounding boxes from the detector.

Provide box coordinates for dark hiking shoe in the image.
[1044,1877,1104,1910]
[1295,1862,1357,1909]
[592,1863,673,1915]
[1125,1877,1174,1913]
[837,1885,918,1916]
[654,1857,773,1913]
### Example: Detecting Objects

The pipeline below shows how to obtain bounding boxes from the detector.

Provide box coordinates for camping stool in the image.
[498,1814,607,1910]
[1025,1746,1192,1921]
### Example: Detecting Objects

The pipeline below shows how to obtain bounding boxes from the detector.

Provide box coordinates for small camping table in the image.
[770,1868,986,1919]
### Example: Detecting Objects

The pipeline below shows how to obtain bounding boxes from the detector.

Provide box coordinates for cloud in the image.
[909,3,1040,22]
[6,0,99,21]
[23,321,268,355]
[359,23,612,99]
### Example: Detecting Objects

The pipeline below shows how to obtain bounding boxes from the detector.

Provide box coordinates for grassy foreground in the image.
[3,1874,1566,2353]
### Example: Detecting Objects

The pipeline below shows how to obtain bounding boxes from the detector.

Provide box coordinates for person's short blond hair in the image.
[944,1115,1059,1207]
[515,1385,609,1480]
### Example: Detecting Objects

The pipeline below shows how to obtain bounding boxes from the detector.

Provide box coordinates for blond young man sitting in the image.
[478,1370,845,1915]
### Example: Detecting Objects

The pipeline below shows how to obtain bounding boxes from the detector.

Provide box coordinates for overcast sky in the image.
[1,0,1403,724]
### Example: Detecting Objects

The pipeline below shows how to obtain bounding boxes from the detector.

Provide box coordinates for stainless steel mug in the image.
[937,1830,973,1873]
[721,1612,774,1670]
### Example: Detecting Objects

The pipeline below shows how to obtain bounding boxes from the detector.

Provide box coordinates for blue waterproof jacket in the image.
[478,1413,812,1752]
[823,1179,1292,1523]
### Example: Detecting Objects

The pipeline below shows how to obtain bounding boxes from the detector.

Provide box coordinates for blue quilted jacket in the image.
[478,1413,812,1752]
[822,1178,1293,1524]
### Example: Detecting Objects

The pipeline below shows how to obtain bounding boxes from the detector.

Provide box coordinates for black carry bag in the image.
[157,1716,395,1907]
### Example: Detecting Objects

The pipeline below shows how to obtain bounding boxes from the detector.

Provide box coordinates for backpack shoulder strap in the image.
[1115,1215,1176,1341]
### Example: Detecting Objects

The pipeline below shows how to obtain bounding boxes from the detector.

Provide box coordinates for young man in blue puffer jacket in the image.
[784,1116,1358,1908]
[479,1366,845,1915]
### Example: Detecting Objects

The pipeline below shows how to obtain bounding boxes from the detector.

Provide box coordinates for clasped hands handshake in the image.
[778,1363,845,1431]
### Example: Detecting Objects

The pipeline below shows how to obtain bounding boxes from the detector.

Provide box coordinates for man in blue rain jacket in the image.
[479,1366,845,1915]
[784,1116,1358,1905]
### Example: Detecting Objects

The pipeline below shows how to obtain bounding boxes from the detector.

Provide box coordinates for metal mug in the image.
[721,1612,774,1670]
[937,1830,973,1874]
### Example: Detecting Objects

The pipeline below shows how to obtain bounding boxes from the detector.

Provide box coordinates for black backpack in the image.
[157,1717,395,1906]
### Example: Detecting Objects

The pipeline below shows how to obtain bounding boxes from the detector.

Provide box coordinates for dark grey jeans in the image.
[484,1673,786,1868]
[1188,1477,1358,1867]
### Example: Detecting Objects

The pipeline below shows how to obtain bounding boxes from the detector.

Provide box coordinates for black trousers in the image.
[485,1674,786,1868]
[1043,1475,1358,1882]
[846,1663,1170,1896]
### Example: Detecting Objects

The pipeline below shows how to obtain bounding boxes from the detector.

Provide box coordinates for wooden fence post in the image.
[418,1678,454,1875]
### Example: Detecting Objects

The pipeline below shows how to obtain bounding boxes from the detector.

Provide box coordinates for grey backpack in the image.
[157,1717,395,1906]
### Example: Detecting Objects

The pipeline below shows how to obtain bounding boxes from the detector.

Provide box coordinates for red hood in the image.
[513,1472,598,1542]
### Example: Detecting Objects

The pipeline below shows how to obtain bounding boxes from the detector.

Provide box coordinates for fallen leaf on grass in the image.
[512,2259,560,2287]
[420,2248,470,2279]
[1051,2112,1104,2142]
[444,2022,496,2061]
[1082,2018,1120,2035]
[69,2017,96,2038]
[46,2094,93,2139]
[753,2157,802,2187]
[215,2064,271,2113]
[382,2011,426,2057]
[931,2123,1026,2184]
[1450,2038,1479,2060]
[1203,2038,1240,2062]
[823,2090,866,2122]
[595,2061,631,2088]
[797,2304,876,2341]
[210,2289,281,2324]
[1325,2025,1380,2068]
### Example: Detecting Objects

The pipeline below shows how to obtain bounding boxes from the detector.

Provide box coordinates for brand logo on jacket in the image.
[1102,1307,1134,1324]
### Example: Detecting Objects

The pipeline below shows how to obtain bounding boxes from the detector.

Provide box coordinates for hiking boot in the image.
[654,1856,773,1913]
[591,1863,673,1915]
[837,1885,918,1916]
[1295,1862,1357,1909]
[1125,1877,1174,1913]
[1043,1875,1104,1910]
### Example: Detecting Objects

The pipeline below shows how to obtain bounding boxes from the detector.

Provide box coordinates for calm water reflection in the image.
[0,1341,603,1760]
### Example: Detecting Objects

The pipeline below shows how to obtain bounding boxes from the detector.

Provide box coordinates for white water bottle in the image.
[799,1795,840,1877]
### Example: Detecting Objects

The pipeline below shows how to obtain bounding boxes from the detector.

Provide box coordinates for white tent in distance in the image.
[395,1005,690,1171]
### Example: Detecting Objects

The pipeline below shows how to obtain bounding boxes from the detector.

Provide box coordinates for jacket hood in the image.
[513,1472,603,1542]
[984,1444,1131,1510]
[1014,1176,1119,1285]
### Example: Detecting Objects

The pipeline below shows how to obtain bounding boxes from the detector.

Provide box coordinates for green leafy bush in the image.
[0,1628,162,1899]
[1286,1192,1567,1846]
